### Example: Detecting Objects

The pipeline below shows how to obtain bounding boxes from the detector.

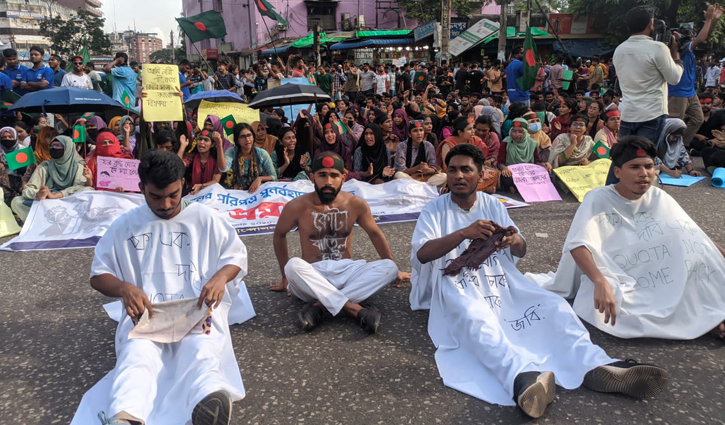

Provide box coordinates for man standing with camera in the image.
[613,6,683,147]
[668,4,724,148]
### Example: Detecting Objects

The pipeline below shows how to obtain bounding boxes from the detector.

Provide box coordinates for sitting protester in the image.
[497,118,551,193]
[314,123,353,173]
[593,110,621,152]
[436,116,489,170]
[251,121,277,155]
[271,127,311,181]
[11,135,92,222]
[85,130,134,191]
[523,111,552,163]
[353,123,394,184]
[655,118,702,178]
[549,115,595,168]
[221,123,277,193]
[474,115,500,167]
[550,98,577,140]
[394,120,445,187]
[180,129,227,194]
[0,126,25,204]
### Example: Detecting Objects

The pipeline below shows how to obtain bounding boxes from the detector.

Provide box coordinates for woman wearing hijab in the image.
[314,123,353,172]
[655,118,702,178]
[179,129,227,194]
[341,109,364,150]
[221,123,277,193]
[118,116,137,155]
[251,121,278,155]
[271,127,310,181]
[353,123,394,184]
[392,108,409,142]
[496,118,550,193]
[203,115,234,151]
[549,114,595,169]
[0,127,24,205]
[21,126,58,187]
[523,111,552,163]
[593,110,620,152]
[80,115,107,149]
[108,116,122,137]
[11,135,92,222]
[84,129,135,191]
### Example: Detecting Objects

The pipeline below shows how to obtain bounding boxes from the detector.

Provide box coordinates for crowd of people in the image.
[0,5,724,425]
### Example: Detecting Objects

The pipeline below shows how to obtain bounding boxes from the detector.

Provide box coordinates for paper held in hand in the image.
[128,298,212,343]
[142,64,184,122]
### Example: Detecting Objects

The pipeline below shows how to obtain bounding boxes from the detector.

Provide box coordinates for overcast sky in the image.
[101,0,182,46]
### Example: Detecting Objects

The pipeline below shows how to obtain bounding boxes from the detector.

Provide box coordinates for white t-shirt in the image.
[375,73,389,95]
[61,72,93,90]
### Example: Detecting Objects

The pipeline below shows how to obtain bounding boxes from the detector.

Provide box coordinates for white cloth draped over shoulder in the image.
[527,185,725,340]
[71,203,256,425]
[410,193,612,406]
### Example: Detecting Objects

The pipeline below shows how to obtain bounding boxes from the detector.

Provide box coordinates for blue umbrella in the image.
[185,90,244,109]
[9,87,130,114]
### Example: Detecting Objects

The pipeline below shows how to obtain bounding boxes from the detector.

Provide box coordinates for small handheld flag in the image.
[73,125,87,144]
[308,75,317,85]
[333,120,349,134]
[81,112,96,120]
[6,146,37,171]
[121,89,132,109]
[219,114,237,136]
[593,141,610,159]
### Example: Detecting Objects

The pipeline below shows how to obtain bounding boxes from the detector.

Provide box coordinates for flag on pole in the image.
[73,125,87,144]
[220,114,236,136]
[254,0,289,27]
[6,146,36,171]
[592,141,610,159]
[333,120,349,134]
[516,25,540,92]
[176,11,228,43]
[66,46,91,72]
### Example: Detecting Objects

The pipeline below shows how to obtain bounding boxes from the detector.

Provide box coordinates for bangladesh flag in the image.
[121,89,132,109]
[6,146,36,171]
[73,125,86,144]
[592,141,610,159]
[81,112,95,120]
[414,72,427,86]
[308,75,316,85]
[220,114,236,136]
[516,26,540,92]
[255,0,289,27]
[333,120,348,135]
[176,11,228,43]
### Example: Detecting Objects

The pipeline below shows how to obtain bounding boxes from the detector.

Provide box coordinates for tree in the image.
[397,0,491,26]
[149,47,187,64]
[39,10,111,56]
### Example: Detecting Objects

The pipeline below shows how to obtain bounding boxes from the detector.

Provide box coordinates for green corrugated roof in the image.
[290,33,348,48]
[356,30,412,37]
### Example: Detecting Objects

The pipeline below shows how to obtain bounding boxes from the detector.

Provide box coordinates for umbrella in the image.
[185,90,244,109]
[247,84,331,109]
[10,87,130,114]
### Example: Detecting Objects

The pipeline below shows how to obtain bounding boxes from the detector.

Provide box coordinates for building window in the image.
[306,4,337,31]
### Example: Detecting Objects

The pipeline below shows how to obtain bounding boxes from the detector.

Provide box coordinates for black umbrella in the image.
[247,83,331,109]
[9,87,131,114]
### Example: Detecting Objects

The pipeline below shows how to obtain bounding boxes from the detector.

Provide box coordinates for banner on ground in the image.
[142,64,183,122]
[508,163,561,203]
[553,158,611,202]
[97,157,141,192]
[197,100,260,130]
[0,181,530,252]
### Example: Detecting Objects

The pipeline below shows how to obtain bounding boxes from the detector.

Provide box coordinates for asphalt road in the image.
[1,159,724,425]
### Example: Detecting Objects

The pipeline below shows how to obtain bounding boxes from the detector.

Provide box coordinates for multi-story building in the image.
[57,0,103,17]
[125,31,163,63]
[0,0,78,60]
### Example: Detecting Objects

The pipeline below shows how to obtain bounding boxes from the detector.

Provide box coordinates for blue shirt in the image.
[53,68,67,87]
[111,66,138,111]
[506,59,529,102]
[22,64,54,91]
[5,64,28,94]
[179,71,190,102]
[668,42,696,98]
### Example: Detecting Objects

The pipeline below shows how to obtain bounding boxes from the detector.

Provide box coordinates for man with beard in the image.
[270,152,405,333]
[410,143,669,419]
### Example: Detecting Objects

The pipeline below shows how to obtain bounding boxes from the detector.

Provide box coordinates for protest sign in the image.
[197,100,260,130]
[0,180,530,252]
[508,163,562,202]
[553,158,611,202]
[658,173,705,187]
[142,64,183,122]
[97,157,141,192]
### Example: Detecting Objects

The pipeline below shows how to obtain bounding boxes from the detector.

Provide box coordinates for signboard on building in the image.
[414,20,438,42]
[7,10,46,20]
[449,18,499,57]
[548,14,597,35]
[450,18,468,40]
[354,48,374,65]
[202,49,219,60]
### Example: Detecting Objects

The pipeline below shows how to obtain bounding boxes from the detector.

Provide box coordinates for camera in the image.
[652,19,693,48]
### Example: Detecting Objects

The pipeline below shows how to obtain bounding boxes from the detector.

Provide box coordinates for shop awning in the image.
[329,38,416,51]
[356,30,412,37]
[482,26,552,44]
[260,45,292,55]
[290,33,347,48]
[553,39,614,57]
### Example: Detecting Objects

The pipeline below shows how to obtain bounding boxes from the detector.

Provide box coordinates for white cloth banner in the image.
[1,180,527,252]
[526,186,725,340]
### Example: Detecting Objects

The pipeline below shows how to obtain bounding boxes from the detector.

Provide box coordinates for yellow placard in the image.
[553,158,612,202]
[197,100,260,130]
[0,189,21,237]
[141,64,184,122]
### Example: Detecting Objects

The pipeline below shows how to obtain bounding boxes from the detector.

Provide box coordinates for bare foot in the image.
[711,321,725,340]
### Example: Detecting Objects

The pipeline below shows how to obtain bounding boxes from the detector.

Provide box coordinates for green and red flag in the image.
[6,146,36,171]
[121,89,132,109]
[592,140,610,159]
[220,114,236,136]
[66,46,91,72]
[333,120,348,135]
[176,11,228,43]
[516,25,540,92]
[254,0,289,27]
[307,75,316,85]
[73,125,86,144]
[413,72,427,86]
[80,112,96,120]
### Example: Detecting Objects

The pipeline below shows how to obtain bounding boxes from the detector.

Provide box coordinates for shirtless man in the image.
[270,151,405,333]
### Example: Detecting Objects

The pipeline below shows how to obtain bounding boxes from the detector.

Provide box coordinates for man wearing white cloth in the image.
[410,143,669,419]
[532,136,725,340]
[270,151,405,333]
[71,151,255,425]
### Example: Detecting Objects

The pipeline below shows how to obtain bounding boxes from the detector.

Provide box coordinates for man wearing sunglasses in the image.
[61,55,93,90]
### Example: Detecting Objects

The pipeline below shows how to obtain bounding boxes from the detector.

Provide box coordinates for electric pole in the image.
[498,0,508,61]
[170,30,175,63]
[440,0,451,65]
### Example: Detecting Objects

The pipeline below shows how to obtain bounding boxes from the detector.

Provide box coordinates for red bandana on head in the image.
[701,98,713,103]
[201,130,210,137]
[325,123,333,130]
[322,156,335,168]
[414,121,422,127]
[636,149,647,157]
[467,118,473,124]
[513,121,522,127]
[605,110,620,118]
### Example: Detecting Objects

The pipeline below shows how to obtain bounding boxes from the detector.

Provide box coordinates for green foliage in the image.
[149,47,187,63]
[38,10,111,56]
[397,0,490,26]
